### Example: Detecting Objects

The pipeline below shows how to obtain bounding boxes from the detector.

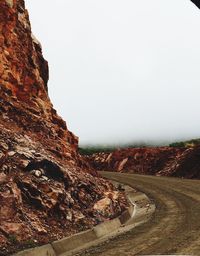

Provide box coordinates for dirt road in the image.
[78,172,200,256]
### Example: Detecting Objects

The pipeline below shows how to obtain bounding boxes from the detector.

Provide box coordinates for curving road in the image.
[78,172,200,256]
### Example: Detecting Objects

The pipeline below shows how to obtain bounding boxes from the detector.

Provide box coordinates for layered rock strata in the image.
[0,1,127,255]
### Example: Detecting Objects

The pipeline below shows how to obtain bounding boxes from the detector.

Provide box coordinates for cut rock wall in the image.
[87,146,200,179]
[0,1,127,255]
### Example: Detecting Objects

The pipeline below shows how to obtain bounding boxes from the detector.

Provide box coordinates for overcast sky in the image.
[25,0,200,146]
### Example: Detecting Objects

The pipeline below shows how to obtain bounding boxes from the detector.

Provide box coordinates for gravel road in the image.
[78,172,200,256]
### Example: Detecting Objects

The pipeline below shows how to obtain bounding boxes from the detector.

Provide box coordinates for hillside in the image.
[87,146,200,179]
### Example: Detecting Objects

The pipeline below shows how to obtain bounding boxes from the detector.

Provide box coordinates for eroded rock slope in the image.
[87,146,200,179]
[0,1,127,254]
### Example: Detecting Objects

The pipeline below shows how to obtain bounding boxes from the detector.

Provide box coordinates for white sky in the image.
[25,0,200,145]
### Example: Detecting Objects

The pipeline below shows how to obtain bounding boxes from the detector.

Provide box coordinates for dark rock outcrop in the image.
[0,1,127,255]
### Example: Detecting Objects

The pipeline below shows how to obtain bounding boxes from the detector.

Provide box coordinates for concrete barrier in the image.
[119,206,134,224]
[13,183,155,256]
[93,218,121,238]
[51,217,122,256]
[14,244,56,256]
[52,229,96,255]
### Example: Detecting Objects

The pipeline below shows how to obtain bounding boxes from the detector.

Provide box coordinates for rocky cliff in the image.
[87,146,200,179]
[0,1,127,255]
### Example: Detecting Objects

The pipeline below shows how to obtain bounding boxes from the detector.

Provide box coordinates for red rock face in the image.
[0,1,127,254]
[0,0,78,153]
[87,146,200,179]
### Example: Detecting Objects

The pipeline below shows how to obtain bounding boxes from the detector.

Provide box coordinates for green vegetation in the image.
[78,146,115,155]
[79,142,158,155]
[79,138,200,155]
[169,138,200,148]
[8,235,18,244]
